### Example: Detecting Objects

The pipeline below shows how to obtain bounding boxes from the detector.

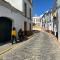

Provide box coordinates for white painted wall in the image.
[0,6,31,38]
[58,8,60,42]
[23,0,32,18]
[57,0,60,7]
[44,13,53,31]
[51,14,53,31]
[5,0,24,12]
[5,0,32,19]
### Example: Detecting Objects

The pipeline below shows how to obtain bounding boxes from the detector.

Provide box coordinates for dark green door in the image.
[0,17,12,43]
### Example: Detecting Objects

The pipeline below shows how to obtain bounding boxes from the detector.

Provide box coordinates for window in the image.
[30,8,31,19]
[29,23,31,31]
[24,3,27,17]
[50,20,51,22]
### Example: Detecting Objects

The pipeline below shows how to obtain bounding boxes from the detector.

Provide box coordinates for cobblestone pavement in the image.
[1,31,60,60]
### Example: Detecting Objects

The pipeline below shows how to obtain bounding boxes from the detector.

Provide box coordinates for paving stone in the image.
[1,31,60,60]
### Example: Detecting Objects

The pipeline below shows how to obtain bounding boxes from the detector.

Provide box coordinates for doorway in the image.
[0,17,12,43]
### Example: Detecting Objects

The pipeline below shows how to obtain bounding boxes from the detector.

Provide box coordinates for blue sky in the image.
[32,0,54,16]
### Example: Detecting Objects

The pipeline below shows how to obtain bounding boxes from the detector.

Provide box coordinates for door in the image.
[24,21,27,35]
[0,17,12,43]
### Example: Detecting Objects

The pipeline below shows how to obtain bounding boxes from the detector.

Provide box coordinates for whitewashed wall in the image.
[57,0,60,7]
[0,6,31,38]
[5,0,32,19]
[51,14,53,31]
[5,0,24,12]
[58,8,60,42]
[23,0,32,18]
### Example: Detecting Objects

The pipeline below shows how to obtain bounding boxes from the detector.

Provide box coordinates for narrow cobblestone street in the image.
[1,31,60,60]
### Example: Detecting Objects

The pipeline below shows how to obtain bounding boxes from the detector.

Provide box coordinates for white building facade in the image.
[0,0,32,43]
[42,11,53,32]
[32,16,41,31]
[57,0,60,42]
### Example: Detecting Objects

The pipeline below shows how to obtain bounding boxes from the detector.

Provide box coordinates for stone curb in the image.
[0,44,17,57]
[0,34,34,57]
[0,46,12,55]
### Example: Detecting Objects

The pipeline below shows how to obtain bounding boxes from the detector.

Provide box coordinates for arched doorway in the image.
[0,17,12,43]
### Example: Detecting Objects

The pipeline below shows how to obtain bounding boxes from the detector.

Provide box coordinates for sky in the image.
[32,0,54,16]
